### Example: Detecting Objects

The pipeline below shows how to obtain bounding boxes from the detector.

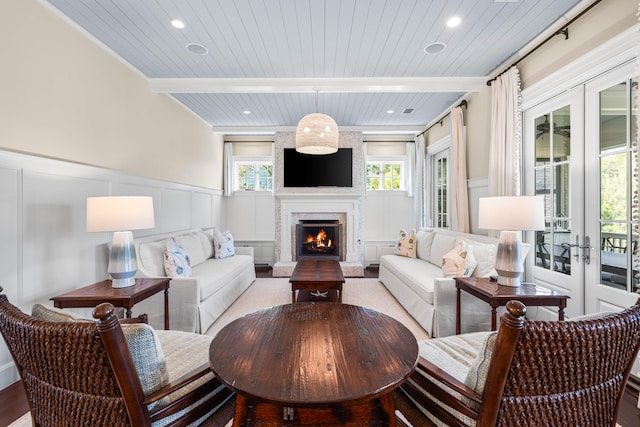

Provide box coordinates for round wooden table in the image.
[209,302,418,426]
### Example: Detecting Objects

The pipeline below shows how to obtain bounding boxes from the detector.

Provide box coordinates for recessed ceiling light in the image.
[423,42,446,54]
[243,110,251,115]
[186,43,208,55]
[447,17,461,28]
[387,110,394,114]
[171,19,185,29]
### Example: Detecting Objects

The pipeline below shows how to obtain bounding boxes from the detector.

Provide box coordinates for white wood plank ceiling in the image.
[43,0,584,130]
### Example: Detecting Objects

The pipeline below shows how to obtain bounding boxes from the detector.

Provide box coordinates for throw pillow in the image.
[31,304,89,323]
[441,241,478,278]
[394,229,417,258]
[213,229,235,259]
[164,239,191,277]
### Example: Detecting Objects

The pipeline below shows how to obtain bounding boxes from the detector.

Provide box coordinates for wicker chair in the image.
[400,299,640,427]
[0,287,234,426]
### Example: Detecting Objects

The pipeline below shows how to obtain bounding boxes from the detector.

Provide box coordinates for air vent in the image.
[402,108,414,114]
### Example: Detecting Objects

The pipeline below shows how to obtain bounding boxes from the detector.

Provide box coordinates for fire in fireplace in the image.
[296,221,340,258]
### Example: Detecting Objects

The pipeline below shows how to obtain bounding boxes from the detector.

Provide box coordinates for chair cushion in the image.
[121,323,168,399]
[150,330,222,426]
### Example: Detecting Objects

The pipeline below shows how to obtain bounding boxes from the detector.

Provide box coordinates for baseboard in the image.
[0,361,19,390]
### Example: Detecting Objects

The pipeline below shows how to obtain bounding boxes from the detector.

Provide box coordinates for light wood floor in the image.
[2,266,639,426]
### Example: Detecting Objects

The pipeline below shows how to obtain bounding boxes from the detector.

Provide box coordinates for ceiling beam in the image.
[149,77,487,94]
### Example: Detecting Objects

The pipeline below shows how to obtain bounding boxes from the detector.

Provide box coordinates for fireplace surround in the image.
[272,131,365,277]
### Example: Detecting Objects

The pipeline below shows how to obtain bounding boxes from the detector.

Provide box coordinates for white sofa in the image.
[133,228,256,334]
[379,228,503,338]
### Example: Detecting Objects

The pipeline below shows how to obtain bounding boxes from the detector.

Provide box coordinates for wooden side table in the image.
[51,278,171,330]
[455,277,569,334]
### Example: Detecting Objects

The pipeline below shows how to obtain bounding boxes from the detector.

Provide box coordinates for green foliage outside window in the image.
[366,162,403,190]
[236,162,272,191]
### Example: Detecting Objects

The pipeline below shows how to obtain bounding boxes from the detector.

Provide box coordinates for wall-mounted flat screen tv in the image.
[283,148,353,187]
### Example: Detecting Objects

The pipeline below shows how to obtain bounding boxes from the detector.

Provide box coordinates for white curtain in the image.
[413,134,426,228]
[223,142,233,197]
[451,106,469,233]
[406,141,415,197]
[362,141,368,194]
[488,66,522,197]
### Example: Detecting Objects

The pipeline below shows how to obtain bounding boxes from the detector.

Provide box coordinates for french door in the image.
[524,61,638,318]
[584,63,638,313]
[524,87,585,319]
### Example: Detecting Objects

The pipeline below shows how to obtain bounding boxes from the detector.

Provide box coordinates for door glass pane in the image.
[600,153,627,220]
[598,79,636,292]
[553,105,571,161]
[533,106,571,276]
[600,82,626,152]
[535,115,550,165]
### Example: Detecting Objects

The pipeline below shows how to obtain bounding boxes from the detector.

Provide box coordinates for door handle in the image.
[561,235,592,264]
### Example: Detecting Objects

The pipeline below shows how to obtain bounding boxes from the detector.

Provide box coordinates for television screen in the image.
[284,148,353,187]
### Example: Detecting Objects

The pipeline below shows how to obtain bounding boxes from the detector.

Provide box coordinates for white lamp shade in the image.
[478,196,545,231]
[295,113,339,155]
[86,196,155,232]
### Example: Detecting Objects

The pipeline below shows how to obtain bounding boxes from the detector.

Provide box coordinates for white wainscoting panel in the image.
[0,150,222,390]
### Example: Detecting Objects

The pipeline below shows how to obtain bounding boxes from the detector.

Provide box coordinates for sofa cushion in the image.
[192,254,254,302]
[164,239,192,277]
[177,232,207,266]
[428,232,458,266]
[394,229,417,258]
[442,241,478,278]
[139,240,168,277]
[416,229,435,261]
[199,230,215,259]
[459,238,498,278]
[380,254,443,305]
[213,229,235,259]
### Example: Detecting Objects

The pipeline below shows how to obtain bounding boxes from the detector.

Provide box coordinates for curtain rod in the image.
[486,0,603,86]
[416,99,467,138]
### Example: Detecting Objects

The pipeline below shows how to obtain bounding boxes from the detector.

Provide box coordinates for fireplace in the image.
[296,220,341,259]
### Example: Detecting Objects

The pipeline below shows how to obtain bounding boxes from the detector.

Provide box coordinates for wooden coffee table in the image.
[209,303,418,426]
[290,258,345,303]
[455,277,569,333]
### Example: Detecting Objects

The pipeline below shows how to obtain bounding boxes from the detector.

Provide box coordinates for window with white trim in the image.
[234,158,273,191]
[366,159,405,190]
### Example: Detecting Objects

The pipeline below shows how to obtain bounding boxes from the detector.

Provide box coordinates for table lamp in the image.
[86,196,155,288]
[478,196,545,287]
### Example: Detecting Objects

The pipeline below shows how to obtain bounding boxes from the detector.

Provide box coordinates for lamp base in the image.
[110,277,136,288]
[495,230,524,287]
[496,274,523,287]
[108,231,138,289]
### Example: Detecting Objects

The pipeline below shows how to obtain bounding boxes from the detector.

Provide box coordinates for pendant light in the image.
[295,91,339,155]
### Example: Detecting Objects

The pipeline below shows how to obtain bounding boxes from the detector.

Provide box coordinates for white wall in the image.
[0,150,224,389]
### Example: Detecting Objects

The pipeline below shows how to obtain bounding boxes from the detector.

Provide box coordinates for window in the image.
[234,159,272,191]
[366,160,405,190]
